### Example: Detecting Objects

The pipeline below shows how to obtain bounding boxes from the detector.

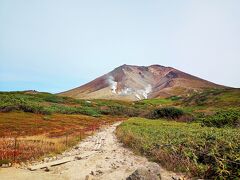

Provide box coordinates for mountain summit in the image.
[60,64,224,100]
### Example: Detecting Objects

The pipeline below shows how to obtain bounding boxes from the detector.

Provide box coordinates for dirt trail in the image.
[0,122,182,180]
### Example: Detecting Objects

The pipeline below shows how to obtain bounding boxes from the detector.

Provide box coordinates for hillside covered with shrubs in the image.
[0,89,240,178]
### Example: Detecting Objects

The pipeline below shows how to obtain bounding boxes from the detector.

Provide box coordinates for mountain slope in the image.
[59,64,224,100]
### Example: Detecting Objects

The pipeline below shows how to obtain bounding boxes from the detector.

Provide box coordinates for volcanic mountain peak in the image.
[60,64,224,100]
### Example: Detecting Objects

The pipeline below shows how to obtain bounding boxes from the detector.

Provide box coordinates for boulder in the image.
[85,175,94,180]
[127,163,161,180]
[147,163,161,177]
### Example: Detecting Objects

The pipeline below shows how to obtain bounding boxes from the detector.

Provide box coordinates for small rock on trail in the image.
[126,165,161,180]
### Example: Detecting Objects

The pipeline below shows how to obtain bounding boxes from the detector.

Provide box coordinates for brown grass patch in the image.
[0,112,124,163]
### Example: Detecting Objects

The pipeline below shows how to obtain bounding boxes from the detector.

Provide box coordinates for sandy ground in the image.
[0,122,183,180]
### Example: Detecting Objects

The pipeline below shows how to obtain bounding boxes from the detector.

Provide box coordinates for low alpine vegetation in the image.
[202,109,240,128]
[116,118,240,179]
[148,107,185,119]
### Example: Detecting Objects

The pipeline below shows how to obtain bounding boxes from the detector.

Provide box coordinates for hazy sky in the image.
[0,0,239,93]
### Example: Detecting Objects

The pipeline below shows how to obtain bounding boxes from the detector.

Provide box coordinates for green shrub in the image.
[19,103,52,115]
[0,94,52,115]
[148,107,184,119]
[100,105,140,117]
[41,94,65,103]
[202,110,240,128]
[77,106,101,117]
[168,96,182,101]
[48,105,101,117]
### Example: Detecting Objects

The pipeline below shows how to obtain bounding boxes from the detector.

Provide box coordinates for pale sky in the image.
[0,0,239,93]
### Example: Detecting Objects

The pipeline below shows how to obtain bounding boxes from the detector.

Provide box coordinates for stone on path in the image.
[127,163,161,180]
[85,174,94,180]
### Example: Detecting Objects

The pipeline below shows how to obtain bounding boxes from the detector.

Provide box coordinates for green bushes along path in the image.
[116,118,240,179]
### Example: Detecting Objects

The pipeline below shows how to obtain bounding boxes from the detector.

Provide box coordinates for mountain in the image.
[59,64,225,100]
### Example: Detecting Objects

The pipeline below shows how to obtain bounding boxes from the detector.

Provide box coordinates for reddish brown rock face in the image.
[59,64,224,100]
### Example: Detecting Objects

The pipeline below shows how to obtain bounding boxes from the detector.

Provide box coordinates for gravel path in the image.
[0,122,183,180]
